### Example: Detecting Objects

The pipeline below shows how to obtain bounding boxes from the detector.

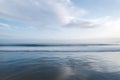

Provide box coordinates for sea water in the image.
[0,43,120,80]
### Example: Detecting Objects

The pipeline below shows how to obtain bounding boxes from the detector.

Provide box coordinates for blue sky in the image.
[0,0,120,43]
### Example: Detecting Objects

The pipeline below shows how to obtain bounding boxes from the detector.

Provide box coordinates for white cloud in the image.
[63,16,110,28]
[0,23,11,29]
[64,20,100,28]
[1,0,116,30]
[0,0,87,27]
[0,0,120,40]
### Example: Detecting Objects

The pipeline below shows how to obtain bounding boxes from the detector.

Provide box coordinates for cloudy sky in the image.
[0,0,120,42]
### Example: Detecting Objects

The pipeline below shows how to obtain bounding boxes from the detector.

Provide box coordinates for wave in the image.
[0,49,120,52]
[0,43,119,47]
[0,43,120,52]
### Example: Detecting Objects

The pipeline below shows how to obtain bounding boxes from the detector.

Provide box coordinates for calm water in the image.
[0,44,120,80]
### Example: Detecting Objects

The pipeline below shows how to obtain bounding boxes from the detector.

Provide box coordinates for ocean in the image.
[0,43,120,80]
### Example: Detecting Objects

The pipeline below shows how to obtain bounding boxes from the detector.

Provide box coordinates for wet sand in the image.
[0,52,120,80]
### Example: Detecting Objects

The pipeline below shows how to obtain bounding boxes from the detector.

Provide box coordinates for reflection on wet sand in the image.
[0,52,120,80]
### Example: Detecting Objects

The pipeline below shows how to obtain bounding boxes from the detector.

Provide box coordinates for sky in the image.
[0,0,120,43]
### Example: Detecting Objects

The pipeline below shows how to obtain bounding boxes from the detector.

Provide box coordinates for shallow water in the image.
[0,51,120,80]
